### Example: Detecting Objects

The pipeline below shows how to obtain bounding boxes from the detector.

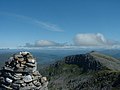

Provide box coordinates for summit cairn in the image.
[0,52,48,90]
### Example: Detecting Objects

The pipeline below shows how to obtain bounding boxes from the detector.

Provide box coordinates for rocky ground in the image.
[1,51,120,90]
[0,52,48,90]
[41,51,120,90]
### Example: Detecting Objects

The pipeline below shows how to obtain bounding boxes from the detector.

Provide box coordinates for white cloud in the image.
[25,40,63,47]
[23,33,120,49]
[74,33,110,46]
[34,20,63,32]
[34,40,60,47]
[0,12,63,32]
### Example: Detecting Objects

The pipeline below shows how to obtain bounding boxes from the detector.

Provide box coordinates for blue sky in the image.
[0,0,120,49]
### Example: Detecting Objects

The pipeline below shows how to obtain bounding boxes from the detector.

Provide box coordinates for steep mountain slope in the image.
[41,51,120,90]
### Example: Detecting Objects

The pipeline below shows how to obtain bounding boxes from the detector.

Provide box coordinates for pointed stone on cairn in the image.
[0,52,48,90]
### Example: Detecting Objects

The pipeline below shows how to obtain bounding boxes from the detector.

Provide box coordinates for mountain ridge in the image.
[41,51,120,90]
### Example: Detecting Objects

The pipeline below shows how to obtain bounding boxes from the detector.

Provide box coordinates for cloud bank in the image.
[25,40,63,47]
[74,33,108,46]
[35,40,60,47]
[23,33,120,49]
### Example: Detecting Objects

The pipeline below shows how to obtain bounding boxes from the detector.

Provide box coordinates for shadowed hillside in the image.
[41,51,120,90]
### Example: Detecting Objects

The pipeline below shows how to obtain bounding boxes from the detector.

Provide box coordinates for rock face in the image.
[65,53,102,71]
[65,51,120,71]
[0,52,48,90]
[43,51,120,90]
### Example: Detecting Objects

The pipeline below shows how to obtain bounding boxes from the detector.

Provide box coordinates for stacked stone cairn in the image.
[0,52,48,90]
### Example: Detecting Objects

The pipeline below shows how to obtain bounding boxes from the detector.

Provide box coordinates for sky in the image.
[0,0,120,49]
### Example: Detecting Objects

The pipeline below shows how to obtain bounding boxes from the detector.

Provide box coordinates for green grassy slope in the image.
[40,51,120,90]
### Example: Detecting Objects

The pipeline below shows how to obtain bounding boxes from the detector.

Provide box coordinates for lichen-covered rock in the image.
[0,51,48,90]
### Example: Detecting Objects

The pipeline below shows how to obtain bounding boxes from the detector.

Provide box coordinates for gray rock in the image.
[23,75,32,83]
[0,52,48,90]
[25,62,36,67]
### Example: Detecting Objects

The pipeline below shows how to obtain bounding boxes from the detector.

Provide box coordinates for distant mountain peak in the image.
[44,51,120,90]
[65,51,120,71]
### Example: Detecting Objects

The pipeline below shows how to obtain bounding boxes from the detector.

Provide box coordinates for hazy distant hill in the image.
[0,49,90,67]
[41,51,120,90]
[99,49,120,59]
[0,49,120,66]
